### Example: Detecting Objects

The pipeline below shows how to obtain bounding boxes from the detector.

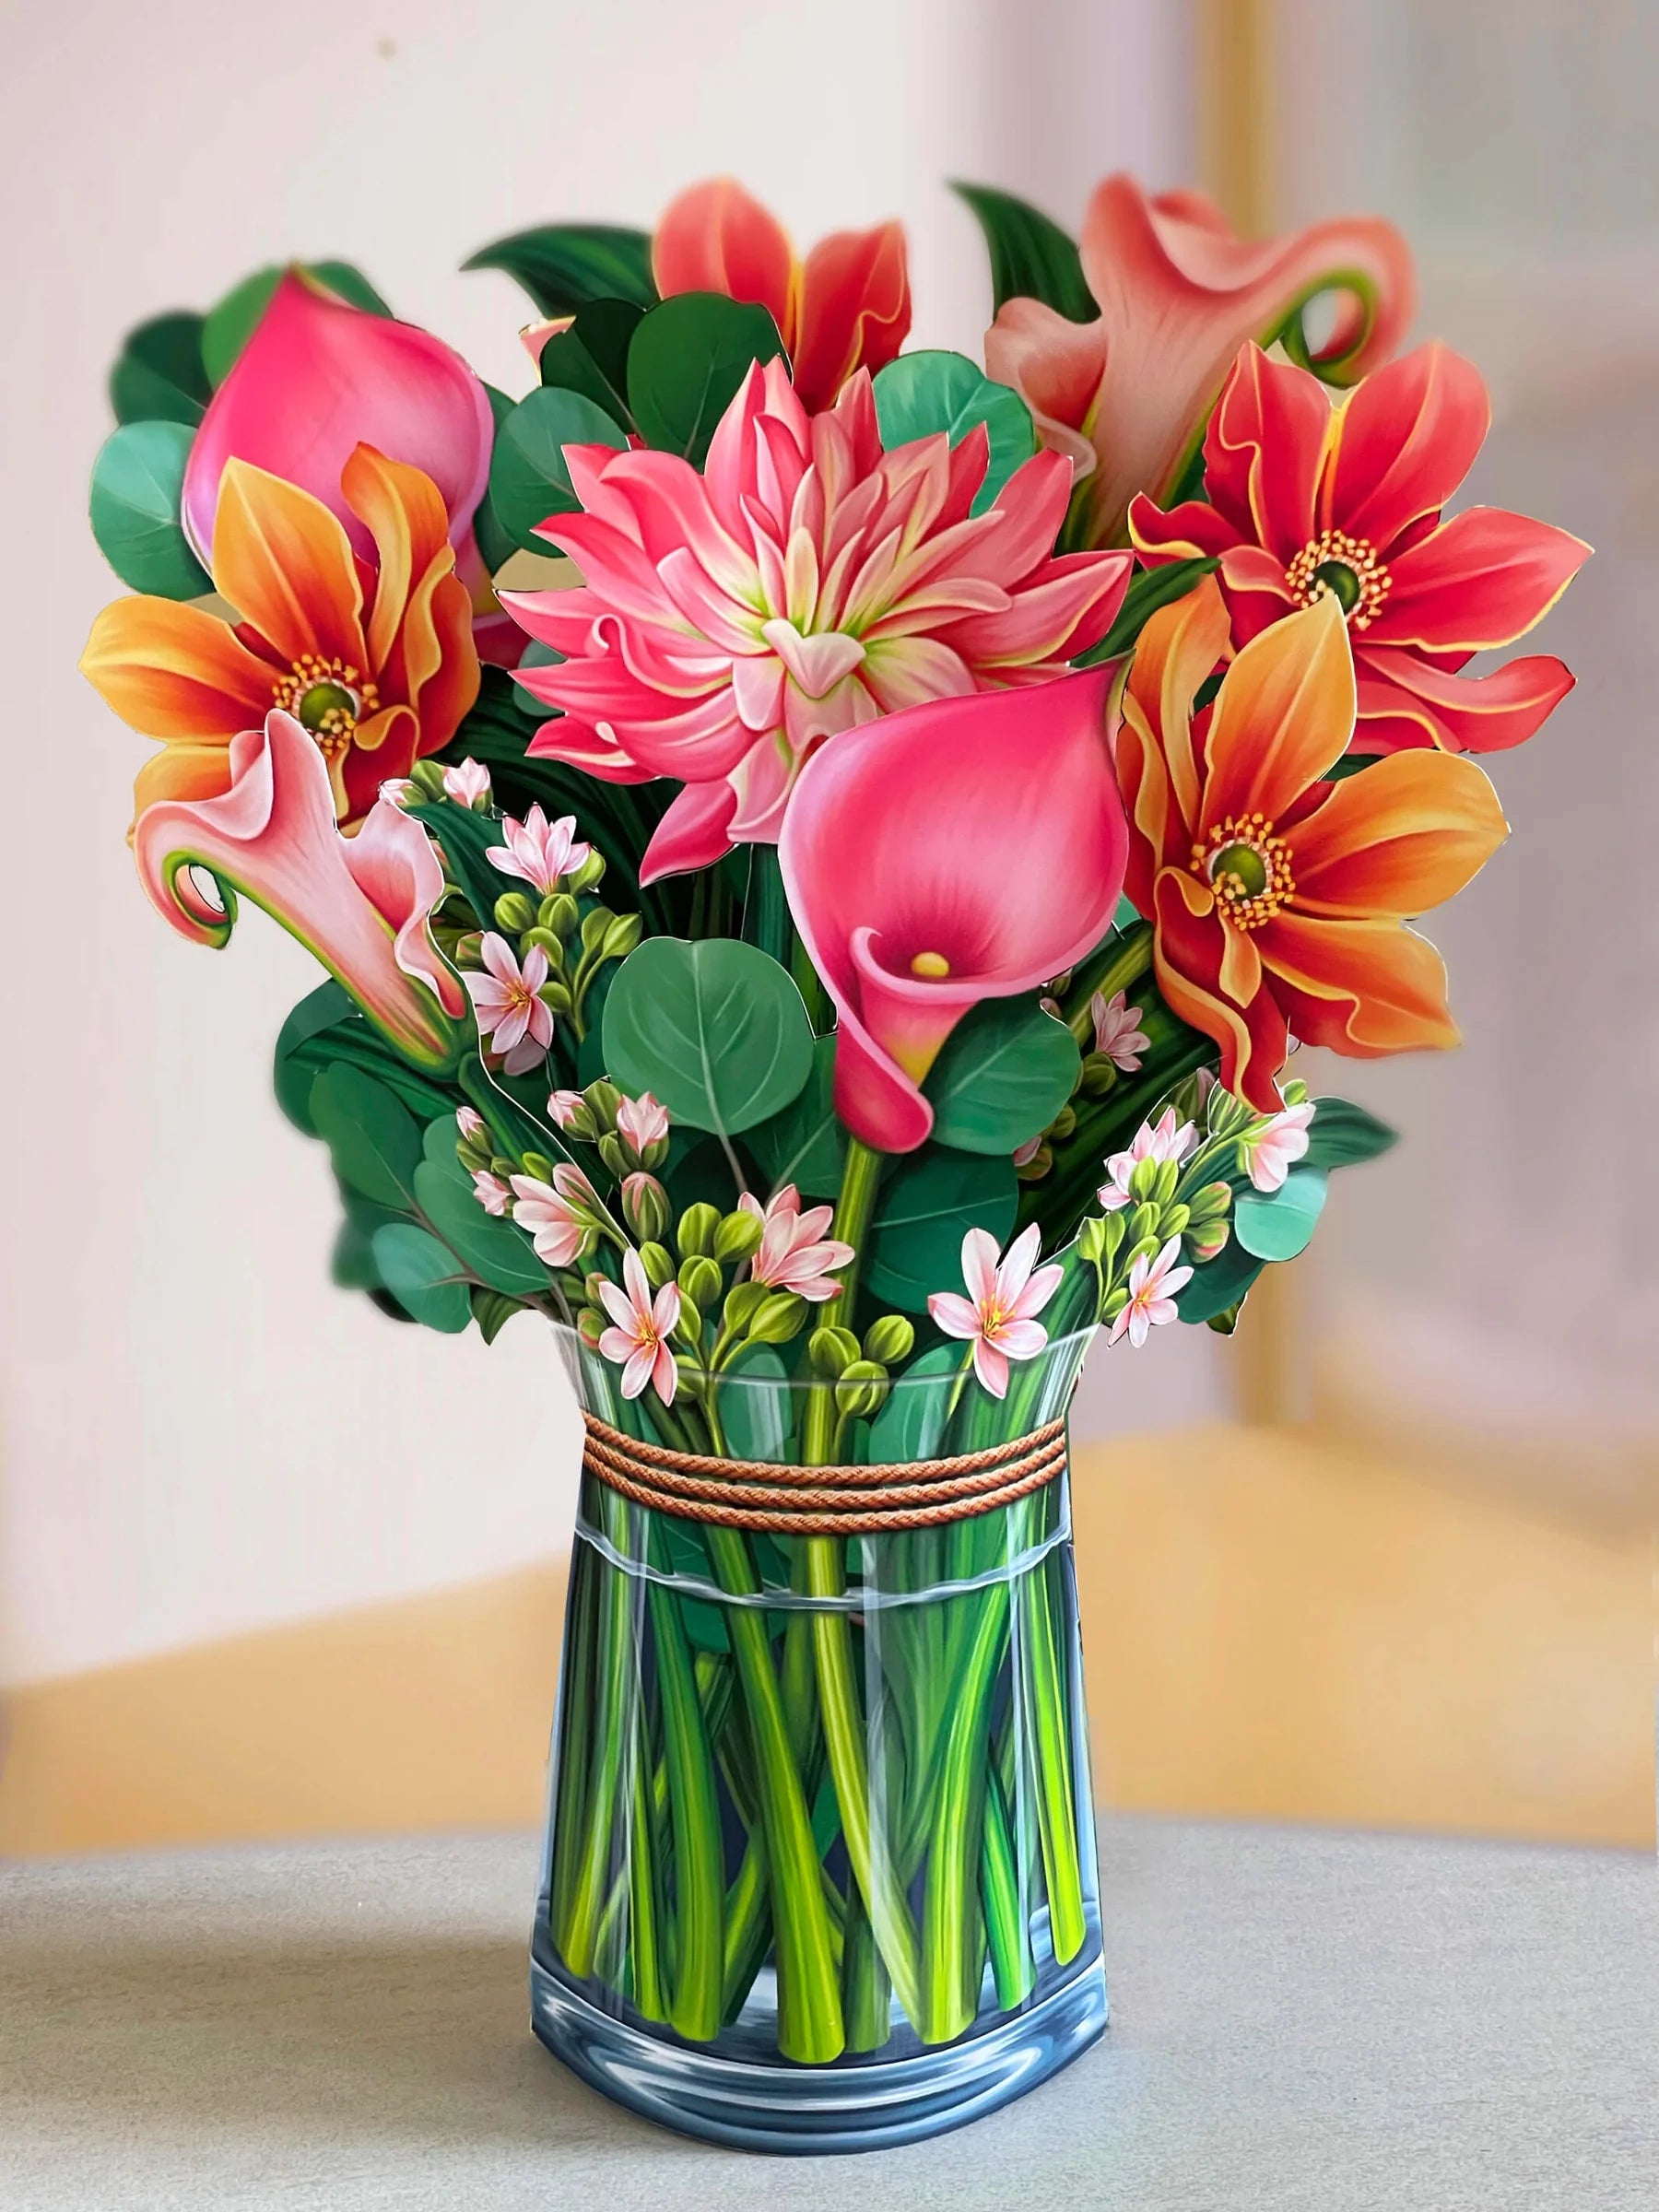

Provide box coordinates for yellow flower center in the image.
[272,654,380,764]
[1284,528,1390,629]
[1194,813,1295,931]
[911,950,951,978]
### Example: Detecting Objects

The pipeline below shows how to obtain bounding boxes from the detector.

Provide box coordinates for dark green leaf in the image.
[1302,1096,1398,1170]
[865,1151,1018,1314]
[747,1035,844,1198]
[924,997,1078,1155]
[950,182,1093,322]
[1174,1231,1265,1326]
[463,224,657,319]
[472,1287,528,1344]
[487,385,626,554]
[406,796,513,933]
[871,350,1035,514]
[603,937,814,1140]
[415,1117,551,1296]
[308,1065,421,1210]
[538,299,642,430]
[865,1342,962,1462]
[332,1195,406,1288]
[719,1341,791,1464]
[110,311,211,427]
[1321,753,1387,783]
[274,980,359,1132]
[1078,558,1219,666]
[88,421,209,599]
[472,382,521,577]
[626,293,787,466]
[1232,1166,1328,1262]
[201,260,391,386]
[371,1223,472,1332]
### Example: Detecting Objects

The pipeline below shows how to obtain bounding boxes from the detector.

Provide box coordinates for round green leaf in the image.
[924,997,1078,1155]
[866,1341,962,1462]
[1232,1166,1329,1262]
[308,1065,420,1210]
[1174,1233,1265,1326]
[538,299,642,430]
[747,1035,845,1197]
[202,260,391,386]
[627,293,787,466]
[865,1152,1018,1314]
[110,311,211,427]
[602,936,814,1140]
[414,1148,549,1299]
[871,350,1035,513]
[371,1223,472,1333]
[88,421,209,599]
[488,385,627,553]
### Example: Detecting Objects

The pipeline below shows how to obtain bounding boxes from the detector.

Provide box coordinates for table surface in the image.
[3,1816,1654,2211]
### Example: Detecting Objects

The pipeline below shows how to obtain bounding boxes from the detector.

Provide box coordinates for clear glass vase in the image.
[529,1325,1105,2153]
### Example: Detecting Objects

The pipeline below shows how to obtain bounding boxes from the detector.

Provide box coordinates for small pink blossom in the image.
[1109,1234,1193,1347]
[378,776,418,807]
[1098,1106,1195,1211]
[547,1089,586,1130]
[456,1105,488,1144]
[616,1091,670,1155]
[597,1248,681,1403]
[927,1223,1064,1399]
[1241,1100,1315,1194]
[509,1164,598,1267]
[471,1169,511,1216]
[465,933,555,1075]
[442,758,491,806]
[738,1184,854,1302]
[486,805,591,895]
[1089,988,1149,1073]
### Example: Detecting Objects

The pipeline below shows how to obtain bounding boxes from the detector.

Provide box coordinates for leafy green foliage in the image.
[110,312,211,427]
[1077,559,1220,666]
[871,351,1035,513]
[462,224,658,318]
[487,385,627,553]
[626,293,787,466]
[950,182,1094,321]
[201,261,391,386]
[307,1065,420,1210]
[719,1341,792,1463]
[1232,1166,1328,1262]
[603,937,814,1139]
[471,382,521,577]
[332,1196,406,1289]
[1174,1230,1265,1326]
[865,1151,1018,1313]
[406,795,511,934]
[371,1223,472,1332]
[865,1341,961,1461]
[538,299,643,431]
[415,1118,549,1297]
[924,998,1078,1155]
[746,1035,844,1198]
[273,981,453,1135]
[88,421,209,599]
[1303,1097,1397,1168]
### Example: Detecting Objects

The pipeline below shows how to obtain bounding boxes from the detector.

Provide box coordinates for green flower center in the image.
[297,680,359,734]
[1312,559,1361,614]
[1206,841,1269,898]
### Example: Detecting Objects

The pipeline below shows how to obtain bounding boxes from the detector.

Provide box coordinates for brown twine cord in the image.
[581,1412,1068,1535]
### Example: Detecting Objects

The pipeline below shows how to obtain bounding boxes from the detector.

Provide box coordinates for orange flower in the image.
[81,445,479,826]
[1116,576,1507,1109]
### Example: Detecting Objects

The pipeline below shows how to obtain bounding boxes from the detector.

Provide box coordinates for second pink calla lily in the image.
[779,669,1127,1152]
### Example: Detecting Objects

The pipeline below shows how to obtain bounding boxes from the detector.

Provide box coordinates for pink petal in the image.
[972,1338,1010,1397]
[960,1228,1003,1310]
[927,1292,982,1341]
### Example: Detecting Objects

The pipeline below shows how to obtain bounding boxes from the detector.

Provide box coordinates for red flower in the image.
[1130,343,1592,755]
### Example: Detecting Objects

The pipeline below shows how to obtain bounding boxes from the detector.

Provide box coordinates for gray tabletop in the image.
[2,1817,1654,2210]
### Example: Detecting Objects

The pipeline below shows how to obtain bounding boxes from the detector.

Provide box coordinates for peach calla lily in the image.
[984,173,1415,549]
[1130,342,1592,753]
[1116,576,1508,1112]
[81,447,480,826]
[182,269,494,565]
[780,669,1127,1153]
[132,708,466,1070]
[652,177,910,413]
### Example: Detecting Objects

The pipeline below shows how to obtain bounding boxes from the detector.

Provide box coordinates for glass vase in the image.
[529,1325,1105,2153]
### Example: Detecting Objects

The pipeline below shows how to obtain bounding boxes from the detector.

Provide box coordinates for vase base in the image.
[529,1952,1108,2155]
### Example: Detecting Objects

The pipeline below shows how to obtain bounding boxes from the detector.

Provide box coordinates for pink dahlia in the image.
[503,358,1134,882]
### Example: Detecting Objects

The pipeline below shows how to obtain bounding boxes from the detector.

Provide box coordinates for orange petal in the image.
[1289,751,1507,918]
[81,596,275,738]
[1125,571,1234,833]
[1152,866,1287,1111]
[652,177,797,351]
[1203,593,1354,824]
[341,443,452,674]
[1261,911,1458,1057]
[211,458,367,669]
[406,569,482,750]
[131,738,234,821]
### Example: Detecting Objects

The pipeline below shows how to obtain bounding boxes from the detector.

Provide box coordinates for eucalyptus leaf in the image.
[471,382,521,577]
[414,1154,550,1298]
[463,224,657,318]
[747,1035,844,1198]
[1302,1097,1397,1169]
[865,1151,1018,1314]
[487,385,627,553]
[332,1195,406,1289]
[1174,1232,1265,1326]
[274,980,359,1132]
[865,1341,962,1462]
[1232,1166,1328,1263]
[472,1288,528,1345]
[871,350,1035,513]
[627,293,787,465]
[718,1341,791,1464]
[308,1065,421,1210]
[88,421,208,599]
[602,937,813,1139]
[371,1223,473,1332]
[950,182,1094,322]
[538,299,642,430]
[924,998,1078,1155]
[110,311,211,427]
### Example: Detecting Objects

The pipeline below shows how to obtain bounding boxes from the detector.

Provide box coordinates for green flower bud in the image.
[568,850,606,895]
[584,1271,611,1306]
[712,1207,764,1265]
[863,1313,914,1365]
[579,906,616,954]
[1281,1076,1309,1107]
[597,1133,627,1180]
[1015,1143,1053,1183]
[1125,1202,1159,1250]
[601,912,643,961]
[1077,1051,1119,1099]
[452,931,485,970]
[1159,1201,1191,1241]
[1186,1179,1232,1222]
[520,1149,555,1184]
[1151,1158,1180,1206]
[722,1280,771,1334]
[621,1172,671,1245]
[747,1290,806,1345]
[673,1292,704,1345]
[1101,1287,1129,1325]
[678,1253,724,1312]
[582,1080,621,1133]
[577,1305,606,1348]
[1128,1157,1161,1204]
[539,891,580,937]
[522,925,566,964]
[535,980,572,1016]
[808,1324,862,1376]
[835,1359,890,1418]
[1049,1102,1077,1142]
[406,758,448,801]
[488,1155,516,1181]
[493,890,537,934]
[457,1144,494,1180]
[639,1241,676,1291]
[677,1202,721,1258]
[1077,1216,1107,1264]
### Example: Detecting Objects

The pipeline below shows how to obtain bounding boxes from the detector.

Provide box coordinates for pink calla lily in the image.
[182,270,495,566]
[779,669,1127,1152]
[132,708,466,1069]
[984,173,1414,548]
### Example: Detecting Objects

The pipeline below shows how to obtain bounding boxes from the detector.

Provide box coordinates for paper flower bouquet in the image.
[81,173,1587,2152]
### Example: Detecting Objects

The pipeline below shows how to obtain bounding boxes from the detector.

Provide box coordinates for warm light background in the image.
[1,0,1651,1855]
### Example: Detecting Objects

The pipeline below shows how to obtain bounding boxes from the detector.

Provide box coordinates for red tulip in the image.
[779,672,1126,1152]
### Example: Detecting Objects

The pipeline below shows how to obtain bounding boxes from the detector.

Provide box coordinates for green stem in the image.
[980,1761,1037,2011]
[648,1575,724,2042]
[548,1543,596,1951]
[557,1514,637,1979]
[921,1583,1010,2042]
[628,1703,666,2021]
[1019,1550,1087,1964]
